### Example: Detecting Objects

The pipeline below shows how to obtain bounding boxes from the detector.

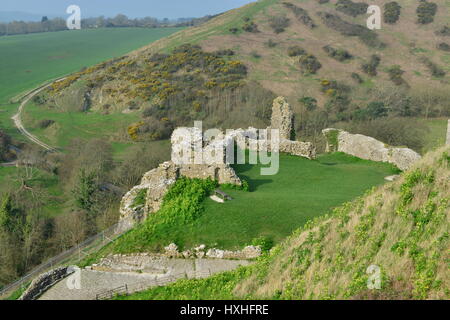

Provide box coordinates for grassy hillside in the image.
[116,146,450,300]
[28,0,449,153]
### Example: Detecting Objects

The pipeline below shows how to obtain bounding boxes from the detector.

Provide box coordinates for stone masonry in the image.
[322,128,421,171]
[270,96,294,140]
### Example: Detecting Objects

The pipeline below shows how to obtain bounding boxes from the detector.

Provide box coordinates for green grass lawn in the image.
[82,152,399,263]
[22,102,140,148]
[183,152,399,249]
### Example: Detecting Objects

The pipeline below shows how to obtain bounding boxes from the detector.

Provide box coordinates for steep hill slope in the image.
[32,0,449,142]
[118,146,449,300]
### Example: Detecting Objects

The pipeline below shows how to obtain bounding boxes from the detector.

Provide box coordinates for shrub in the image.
[38,119,55,129]
[299,54,322,74]
[229,27,239,34]
[269,15,290,33]
[420,57,446,78]
[287,45,306,57]
[384,2,401,24]
[323,45,353,62]
[32,95,47,105]
[387,65,406,86]
[265,39,277,48]
[435,25,450,36]
[416,1,438,24]
[437,42,450,52]
[214,49,235,56]
[361,55,381,76]
[299,96,318,111]
[242,21,258,33]
[351,72,363,84]
[251,236,274,253]
[336,0,369,17]
[283,2,316,28]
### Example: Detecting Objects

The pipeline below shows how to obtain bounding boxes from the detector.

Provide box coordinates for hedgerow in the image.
[335,0,369,17]
[317,12,385,48]
[323,45,353,62]
[282,2,316,28]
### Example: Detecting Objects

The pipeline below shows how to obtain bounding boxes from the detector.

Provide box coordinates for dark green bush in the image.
[299,96,318,111]
[38,119,55,129]
[323,45,353,62]
[269,15,290,33]
[416,1,438,24]
[351,72,363,84]
[437,42,450,52]
[336,0,369,17]
[287,45,306,57]
[435,25,450,36]
[361,55,381,76]
[420,57,446,77]
[384,2,401,24]
[242,20,259,33]
[299,54,322,74]
[387,65,406,86]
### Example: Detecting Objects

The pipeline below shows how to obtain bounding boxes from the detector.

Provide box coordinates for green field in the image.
[82,152,399,262]
[21,102,140,148]
[0,27,183,104]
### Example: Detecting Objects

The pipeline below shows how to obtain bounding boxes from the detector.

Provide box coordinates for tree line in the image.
[0,13,215,36]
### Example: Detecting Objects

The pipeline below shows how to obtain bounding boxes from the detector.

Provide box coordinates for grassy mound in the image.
[116,147,449,300]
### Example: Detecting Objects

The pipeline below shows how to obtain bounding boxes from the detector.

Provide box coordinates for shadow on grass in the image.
[233,162,273,192]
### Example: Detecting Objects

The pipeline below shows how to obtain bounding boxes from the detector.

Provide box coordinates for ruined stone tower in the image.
[270,96,294,140]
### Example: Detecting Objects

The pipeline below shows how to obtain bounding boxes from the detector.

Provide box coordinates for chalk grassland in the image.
[80,152,398,266]
[116,146,450,300]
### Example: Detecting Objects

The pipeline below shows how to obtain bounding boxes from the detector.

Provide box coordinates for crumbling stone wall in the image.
[118,159,241,232]
[19,267,74,300]
[322,128,421,171]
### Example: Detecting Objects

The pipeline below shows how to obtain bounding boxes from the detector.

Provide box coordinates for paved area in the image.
[39,258,250,300]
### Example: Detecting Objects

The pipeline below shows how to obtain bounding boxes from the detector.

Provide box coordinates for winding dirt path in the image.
[11,79,66,152]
